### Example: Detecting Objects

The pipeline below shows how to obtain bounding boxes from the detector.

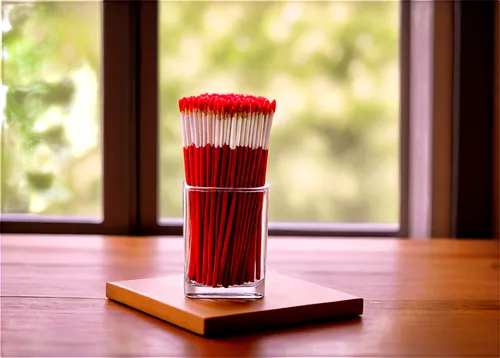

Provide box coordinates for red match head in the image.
[178,93,276,118]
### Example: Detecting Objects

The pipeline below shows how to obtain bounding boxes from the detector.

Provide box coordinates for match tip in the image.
[179,93,276,117]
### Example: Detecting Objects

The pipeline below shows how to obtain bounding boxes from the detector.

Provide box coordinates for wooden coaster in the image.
[106,272,363,336]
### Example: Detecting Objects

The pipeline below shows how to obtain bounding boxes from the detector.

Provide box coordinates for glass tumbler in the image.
[183,182,269,299]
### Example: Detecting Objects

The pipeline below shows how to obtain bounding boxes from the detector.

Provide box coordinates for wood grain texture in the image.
[1,235,499,357]
[106,273,363,336]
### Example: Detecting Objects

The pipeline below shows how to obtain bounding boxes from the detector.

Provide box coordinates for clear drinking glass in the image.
[183,182,269,299]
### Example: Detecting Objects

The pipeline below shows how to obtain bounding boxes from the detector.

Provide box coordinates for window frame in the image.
[0,0,416,237]
[450,0,495,238]
[407,0,497,239]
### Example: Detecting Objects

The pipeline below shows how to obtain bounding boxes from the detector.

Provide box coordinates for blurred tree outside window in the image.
[1,1,102,216]
[1,0,400,225]
[159,1,400,223]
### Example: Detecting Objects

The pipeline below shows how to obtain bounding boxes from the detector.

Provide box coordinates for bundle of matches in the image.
[180,93,276,288]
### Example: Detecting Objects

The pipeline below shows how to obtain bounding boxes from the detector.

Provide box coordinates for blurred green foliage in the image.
[159,1,400,223]
[1,2,101,215]
[1,1,399,223]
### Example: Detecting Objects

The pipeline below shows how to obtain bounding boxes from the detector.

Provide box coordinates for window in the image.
[1,0,409,236]
[158,1,401,229]
[1,1,102,217]
[1,0,139,234]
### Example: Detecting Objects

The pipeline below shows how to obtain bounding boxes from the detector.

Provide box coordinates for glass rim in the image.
[183,181,269,192]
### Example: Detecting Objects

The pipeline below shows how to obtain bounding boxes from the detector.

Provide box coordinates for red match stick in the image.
[180,94,275,287]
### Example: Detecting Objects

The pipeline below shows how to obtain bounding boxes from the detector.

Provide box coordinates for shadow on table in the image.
[105,299,363,356]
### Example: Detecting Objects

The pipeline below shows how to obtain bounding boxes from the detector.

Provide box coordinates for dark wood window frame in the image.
[451,0,495,238]
[406,0,496,239]
[9,0,485,238]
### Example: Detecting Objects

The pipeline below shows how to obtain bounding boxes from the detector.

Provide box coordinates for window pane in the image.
[1,1,102,216]
[159,1,400,223]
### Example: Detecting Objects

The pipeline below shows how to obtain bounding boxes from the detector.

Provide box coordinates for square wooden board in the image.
[106,272,364,336]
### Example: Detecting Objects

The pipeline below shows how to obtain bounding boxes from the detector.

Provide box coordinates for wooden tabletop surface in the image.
[2,235,499,357]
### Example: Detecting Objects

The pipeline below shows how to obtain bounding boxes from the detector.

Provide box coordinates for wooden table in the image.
[2,235,499,357]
